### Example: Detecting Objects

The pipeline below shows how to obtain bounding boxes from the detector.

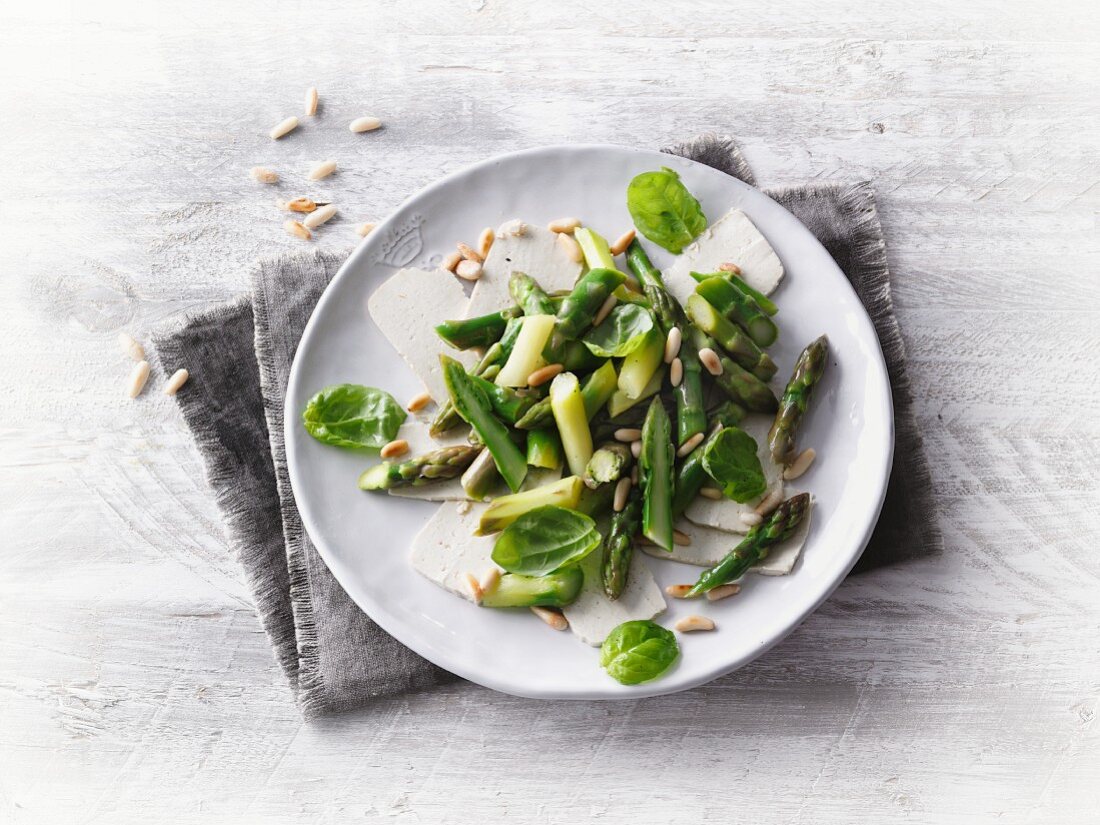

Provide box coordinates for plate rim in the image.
[285,142,895,699]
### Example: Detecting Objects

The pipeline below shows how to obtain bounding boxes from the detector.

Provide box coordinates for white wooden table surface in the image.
[2,1,1098,822]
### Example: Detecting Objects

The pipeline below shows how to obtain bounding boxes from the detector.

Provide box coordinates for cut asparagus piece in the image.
[526,428,563,470]
[689,269,778,316]
[430,319,523,436]
[617,328,664,399]
[670,427,725,518]
[708,400,747,429]
[583,443,632,489]
[481,568,584,608]
[602,486,642,599]
[549,371,594,477]
[434,307,519,351]
[358,445,480,490]
[691,327,777,412]
[509,271,555,315]
[695,276,778,348]
[640,398,674,552]
[686,293,776,381]
[466,372,536,424]
[441,355,528,492]
[461,448,500,501]
[573,227,620,272]
[553,267,627,346]
[769,335,829,464]
[477,476,584,534]
[494,314,556,387]
[515,360,616,430]
[607,365,665,418]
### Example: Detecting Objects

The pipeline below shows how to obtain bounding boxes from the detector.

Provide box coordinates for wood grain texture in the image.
[1,0,1098,822]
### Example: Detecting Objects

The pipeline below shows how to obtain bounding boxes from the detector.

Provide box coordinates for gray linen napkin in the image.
[153,135,940,717]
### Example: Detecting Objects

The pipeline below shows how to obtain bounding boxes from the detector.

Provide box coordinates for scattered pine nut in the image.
[740,511,763,527]
[699,487,723,500]
[355,222,376,238]
[557,231,584,263]
[455,259,484,281]
[677,432,704,458]
[699,347,723,376]
[706,583,741,602]
[783,448,817,481]
[118,333,145,362]
[530,606,568,631]
[673,529,691,546]
[349,116,382,133]
[308,160,337,180]
[303,204,337,229]
[593,294,617,327]
[547,217,581,234]
[250,166,279,184]
[499,219,528,237]
[665,584,694,599]
[441,250,463,272]
[669,357,683,387]
[406,391,433,412]
[477,227,495,259]
[664,327,682,364]
[754,490,783,518]
[675,615,716,632]
[127,360,150,399]
[631,440,643,459]
[283,197,317,213]
[635,534,655,547]
[630,465,639,485]
[718,262,742,275]
[481,567,501,596]
[456,241,483,263]
[163,368,190,396]
[614,427,642,443]
[613,477,632,512]
[466,573,484,605]
[527,363,564,387]
[269,116,299,140]
[380,438,409,459]
[608,228,636,256]
[304,87,318,116]
[284,220,312,240]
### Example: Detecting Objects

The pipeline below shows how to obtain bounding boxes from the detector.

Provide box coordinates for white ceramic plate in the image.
[285,145,893,699]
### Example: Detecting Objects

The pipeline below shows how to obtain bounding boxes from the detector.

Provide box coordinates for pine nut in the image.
[700,487,723,500]
[754,490,783,518]
[740,512,763,527]
[455,242,482,263]
[718,262,742,275]
[547,217,581,234]
[608,228,636,256]
[783,448,817,481]
[613,477,632,512]
[557,231,584,263]
[466,573,484,605]
[481,567,501,595]
[593,294,617,326]
[500,219,528,237]
[705,583,740,602]
[284,220,312,240]
[308,160,337,180]
[163,368,190,396]
[670,357,683,387]
[355,222,376,238]
[699,347,723,376]
[118,332,145,362]
[250,166,279,184]
[477,227,495,258]
[664,327,682,363]
[304,86,318,116]
[665,584,694,598]
[527,363,564,387]
[677,432,704,457]
[304,204,337,229]
[441,250,463,272]
[349,116,382,133]
[614,428,642,442]
[406,391,433,412]
[283,197,317,213]
[673,529,691,546]
[269,116,299,140]
[631,465,639,484]
[455,259,483,281]
[675,615,716,632]
[631,440,642,459]
[635,534,654,547]
[380,439,409,459]
[530,606,568,631]
[127,360,150,398]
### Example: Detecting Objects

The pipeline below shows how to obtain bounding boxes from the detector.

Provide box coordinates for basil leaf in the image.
[626,167,707,254]
[582,304,656,358]
[700,426,767,503]
[491,505,602,576]
[600,620,679,685]
[302,384,406,450]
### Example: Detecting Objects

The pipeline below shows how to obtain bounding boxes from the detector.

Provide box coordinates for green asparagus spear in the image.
[526,428,563,470]
[434,307,520,351]
[441,355,528,492]
[466,372,536,424]
[461,448,500,501]
[640,397,674,552]
[358,445,480,490]
[691,328,778,412]
[695,276,778,347]
[671,427,726,518]
[583,443,632,489]
[509,271,556,315]
[689,270,778,316]
[686,493,811,596]
[768,335,828,464]
[481,568,584,608]
[602,487,642,599]
[554,267,626,341]
[478,476,584,534]
[686,294,777,381]
[575,479,615,518]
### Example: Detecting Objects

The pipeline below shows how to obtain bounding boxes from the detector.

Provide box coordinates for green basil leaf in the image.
[700,426,767,503]
[626,167,707,254]
[582,304,656,358]
[491,505,602,576]
[600,620,679,685]
[302,384,407,449]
